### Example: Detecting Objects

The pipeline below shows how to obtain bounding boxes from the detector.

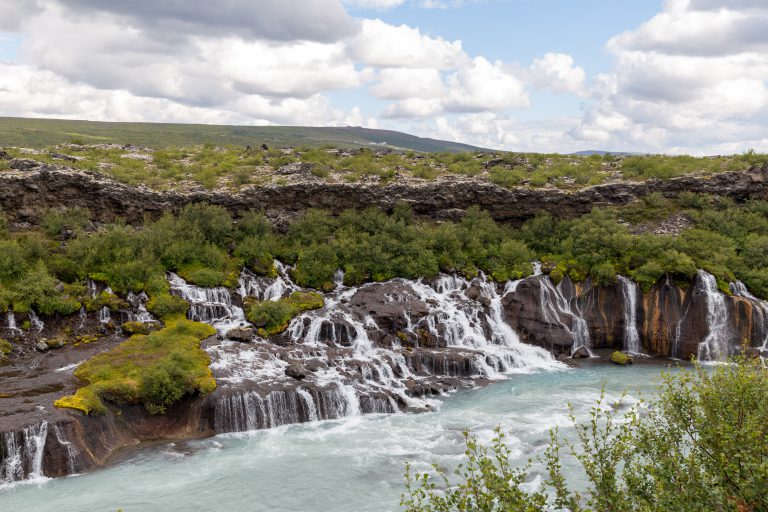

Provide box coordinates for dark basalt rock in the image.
[226,326,255,342]
[9,158,39,171]
[285,363,308,380]
[1,163,767,228]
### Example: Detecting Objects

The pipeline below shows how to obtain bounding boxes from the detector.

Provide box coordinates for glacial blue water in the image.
[0,362,673,512]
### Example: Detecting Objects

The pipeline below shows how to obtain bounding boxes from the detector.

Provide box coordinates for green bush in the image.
[245,291,324,335]
[147,294,189,320]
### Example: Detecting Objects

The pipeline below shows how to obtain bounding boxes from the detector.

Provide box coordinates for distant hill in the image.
[0,117,489,153]
[571,150,645,156]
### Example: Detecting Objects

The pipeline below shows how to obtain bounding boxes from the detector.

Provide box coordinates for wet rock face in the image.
[5,268,768,483]
[1,164,768,227]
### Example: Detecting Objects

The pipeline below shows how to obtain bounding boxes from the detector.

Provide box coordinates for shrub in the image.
[245,291,324,335]
[41,207,91,236]
[147,294,189,320]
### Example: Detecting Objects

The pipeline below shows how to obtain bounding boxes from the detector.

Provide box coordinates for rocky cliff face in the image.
[502,271,768,360]
[1,162,768,227]
[3,267,767,484]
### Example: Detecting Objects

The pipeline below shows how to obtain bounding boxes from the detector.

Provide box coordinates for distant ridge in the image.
[0,117,490,153]
[570,150,646,156]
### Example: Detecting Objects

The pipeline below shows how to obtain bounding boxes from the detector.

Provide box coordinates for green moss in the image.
[54,319,216,415]
[610,351,633,365]
[121,321,158,336]
[0,338,11,355]
[245,291,324,335]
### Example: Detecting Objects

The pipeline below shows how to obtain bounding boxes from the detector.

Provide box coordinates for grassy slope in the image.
[0,117,487,153]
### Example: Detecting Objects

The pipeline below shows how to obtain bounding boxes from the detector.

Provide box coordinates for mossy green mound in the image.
[0,338,11,355]
[245,291,324,336]
[610,351,633,365]
[54,319,216,415]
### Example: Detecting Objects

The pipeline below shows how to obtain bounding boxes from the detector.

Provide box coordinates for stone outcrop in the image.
[502,273,768,360]
[1,163,768,227]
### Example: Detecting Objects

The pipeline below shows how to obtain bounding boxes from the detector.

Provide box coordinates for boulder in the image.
[35,341,50,352]
[45,338,67,349]
[121,321,161,336]
[226,326,255,342]
[610,351,633,365]
[572,346,591,359]
[285,363,308,380]
[9,158,39,171]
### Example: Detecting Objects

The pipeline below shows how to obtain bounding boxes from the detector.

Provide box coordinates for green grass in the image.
[54,319,216,415]
[0,117,486,153]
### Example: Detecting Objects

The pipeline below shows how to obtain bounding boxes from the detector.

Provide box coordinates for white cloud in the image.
[348,19,466,69]
[369,68,446,99]
[529,52,587,96]
[56,0,358,43]
[444,57,529,112]
[343,0,407,9]
[571,0,768,153]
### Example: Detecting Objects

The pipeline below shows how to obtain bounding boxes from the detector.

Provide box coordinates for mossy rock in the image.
[0,338,11,355]
[45,337,67,349]
[121,321,161,336]
[245,291,324,336]
[54,319,216,416]
[610,351,633,365]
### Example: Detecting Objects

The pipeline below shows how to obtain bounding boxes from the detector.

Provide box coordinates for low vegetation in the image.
[245,291,324,336]
[54,319,216,415]
[402,356,768,511]
[2,142,766,192]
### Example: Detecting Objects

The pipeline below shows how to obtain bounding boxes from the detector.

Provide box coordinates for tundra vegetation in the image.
[2,143,766,191]
[402,356,768,512]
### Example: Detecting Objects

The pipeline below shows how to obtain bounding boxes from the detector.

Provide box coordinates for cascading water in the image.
[168,273,247,334]
[98,307,112,325]
[618,276,643,354]
[1,422,49,484]
[730,281,768,350]
[5,312,20,335]
[28,311,44,334]
[126,292,154,323]
[697,271,732,361]
[537,277,592,356]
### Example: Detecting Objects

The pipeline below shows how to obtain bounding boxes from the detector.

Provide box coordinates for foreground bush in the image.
[54,319,216,415]
[402,357,768,511]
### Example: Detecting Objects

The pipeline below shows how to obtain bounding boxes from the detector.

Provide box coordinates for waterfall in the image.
[730,281,768,350]
[126,292,154,323]
[537,277,592,356]
[77,307,87,329]
[238,262,300,302]
[618,276,643,354]
[98,307,112,325]
[5,312,20,335]
[214,386,362,433]
[28,311,44,334]
[169,273,247,334]
[697,271,732,362]
[1,422,49,484]
[52,426,79,475]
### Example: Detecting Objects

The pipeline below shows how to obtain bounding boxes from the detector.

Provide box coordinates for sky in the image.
[0,0,766,154]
